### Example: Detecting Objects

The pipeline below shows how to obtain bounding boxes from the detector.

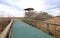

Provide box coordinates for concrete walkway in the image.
[11,21,53,38]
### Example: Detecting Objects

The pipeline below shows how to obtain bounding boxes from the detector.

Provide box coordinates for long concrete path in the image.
[11,21,53,38]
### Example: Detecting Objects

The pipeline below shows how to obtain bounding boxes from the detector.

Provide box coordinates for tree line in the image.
[25,11,54,21]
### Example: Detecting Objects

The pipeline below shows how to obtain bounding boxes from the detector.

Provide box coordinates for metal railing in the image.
[0,20,13,38]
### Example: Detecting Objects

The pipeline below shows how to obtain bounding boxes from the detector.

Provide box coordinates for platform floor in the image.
[11,21,53,38]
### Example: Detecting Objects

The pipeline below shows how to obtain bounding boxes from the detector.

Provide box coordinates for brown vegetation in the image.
[46,17,60,23]
[46,17,60,32]
[23,17,60,38]
[46,17,60,38]
[0,17,23,34]
[24,8,60,38]
[0,18,11,34]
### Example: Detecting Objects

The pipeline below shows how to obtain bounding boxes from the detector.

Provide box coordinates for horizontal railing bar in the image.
[23,19,60,26]
[40,21,60,26]
[0,20,13,38]
[23,18,60,38]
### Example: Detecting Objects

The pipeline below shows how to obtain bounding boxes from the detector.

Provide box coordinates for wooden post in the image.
[54,25,57,38]
[46,23,49,34]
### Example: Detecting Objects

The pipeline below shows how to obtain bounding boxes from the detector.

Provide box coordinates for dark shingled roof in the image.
[24,8,34,11]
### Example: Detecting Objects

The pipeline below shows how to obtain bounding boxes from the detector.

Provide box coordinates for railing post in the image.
[46,23,49,34]
[54,25,57,38]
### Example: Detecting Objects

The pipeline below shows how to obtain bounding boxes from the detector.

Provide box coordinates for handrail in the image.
[0,20,13,38]
[23,19,60,26]
[40,21,60,26]
[23,19,60,38]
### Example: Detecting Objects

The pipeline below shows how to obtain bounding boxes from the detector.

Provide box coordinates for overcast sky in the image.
[0,0,60,17]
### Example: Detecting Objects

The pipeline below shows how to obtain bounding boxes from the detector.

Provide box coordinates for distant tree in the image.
[34,11,54,21]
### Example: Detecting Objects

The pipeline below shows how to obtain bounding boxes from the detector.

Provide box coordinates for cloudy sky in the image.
[0,0,60,17]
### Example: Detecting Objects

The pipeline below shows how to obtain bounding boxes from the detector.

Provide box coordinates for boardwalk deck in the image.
[11,21,53,38]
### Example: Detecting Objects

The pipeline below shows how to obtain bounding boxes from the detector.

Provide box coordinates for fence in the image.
[0,20,13,38]
[23,19,60,38]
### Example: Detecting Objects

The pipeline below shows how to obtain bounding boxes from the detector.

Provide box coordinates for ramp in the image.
[11,21,53,38]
